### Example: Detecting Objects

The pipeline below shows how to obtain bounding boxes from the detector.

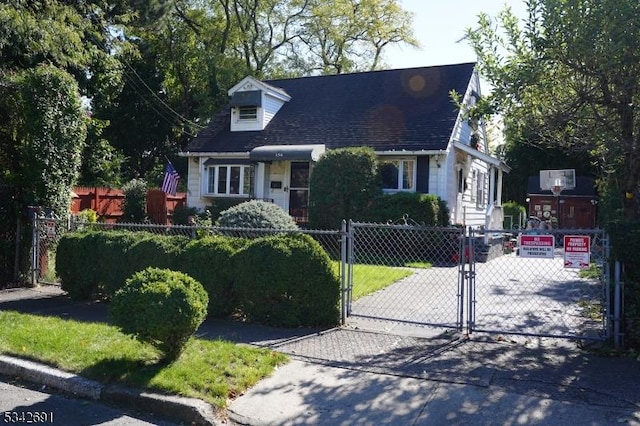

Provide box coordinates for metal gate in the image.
[346,222,611,342]
[346,221,467,332]
[468,228,610,341]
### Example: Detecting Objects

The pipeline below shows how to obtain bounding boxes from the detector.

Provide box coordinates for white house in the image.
[180,62,510,228]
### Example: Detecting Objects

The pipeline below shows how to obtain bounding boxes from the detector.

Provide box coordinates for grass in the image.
[331,261,415,301]
[0,311,287,409]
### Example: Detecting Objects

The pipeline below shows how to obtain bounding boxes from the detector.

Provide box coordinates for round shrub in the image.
[218,200,298,230]
[232,234,340,327]
[110,267,208,362]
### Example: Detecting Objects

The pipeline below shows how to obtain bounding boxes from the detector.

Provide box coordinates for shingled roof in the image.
[185,62,476,154]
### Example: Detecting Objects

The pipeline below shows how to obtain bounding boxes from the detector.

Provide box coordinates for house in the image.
[181,62,510,228]
[526,175,598,229]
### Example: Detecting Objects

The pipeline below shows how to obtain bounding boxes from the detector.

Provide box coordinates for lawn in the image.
[332,261,415,300]
[0,311,286,409]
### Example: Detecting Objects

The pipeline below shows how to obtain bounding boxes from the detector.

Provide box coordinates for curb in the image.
[0,355,224,425]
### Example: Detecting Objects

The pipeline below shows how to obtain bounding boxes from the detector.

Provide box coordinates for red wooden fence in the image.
[71,186,187,224]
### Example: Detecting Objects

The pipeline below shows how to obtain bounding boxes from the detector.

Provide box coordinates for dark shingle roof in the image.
[186,63,475,154]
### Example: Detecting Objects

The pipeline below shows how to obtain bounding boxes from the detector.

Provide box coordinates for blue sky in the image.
[384,0,528,69]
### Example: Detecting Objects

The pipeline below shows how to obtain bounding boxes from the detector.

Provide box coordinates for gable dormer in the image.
[228,76,291,132]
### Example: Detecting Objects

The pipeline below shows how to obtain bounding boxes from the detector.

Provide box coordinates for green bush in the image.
[57,232,102,299]
[218,200,298,230]
[502,201,526,229]
[367,192,449,226]
[121,179,147,222]
[308,147,382,229]
[110,267,208,362]
[57,231,189,300]
[232,234,340,327]
[171,205,199,225]
[76,208,98,223]
[607,220,640,349]
[179,236,248,316]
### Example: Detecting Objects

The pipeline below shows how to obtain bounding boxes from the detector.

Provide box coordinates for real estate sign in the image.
[518,234,555,258]
[564,235,591,269]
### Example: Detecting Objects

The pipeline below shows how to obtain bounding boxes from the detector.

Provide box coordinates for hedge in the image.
[56,231,340,327]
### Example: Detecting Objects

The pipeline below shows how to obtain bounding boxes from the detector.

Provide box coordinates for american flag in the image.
[161,162,180,196]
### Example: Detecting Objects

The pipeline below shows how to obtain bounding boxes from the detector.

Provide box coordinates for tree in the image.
[296,0,418,74]
[1,66,87,217]
[466,0,640,219]
[308,147,381,229]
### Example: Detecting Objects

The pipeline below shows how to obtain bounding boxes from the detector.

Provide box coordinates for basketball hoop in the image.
[551,185,563,196]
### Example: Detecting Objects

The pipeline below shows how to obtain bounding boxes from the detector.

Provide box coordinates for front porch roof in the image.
[249,144,326,162]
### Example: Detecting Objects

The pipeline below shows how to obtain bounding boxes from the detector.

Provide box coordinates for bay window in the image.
[206,165,252,196]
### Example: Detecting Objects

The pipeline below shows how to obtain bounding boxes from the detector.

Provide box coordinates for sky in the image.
[384,0,528,69]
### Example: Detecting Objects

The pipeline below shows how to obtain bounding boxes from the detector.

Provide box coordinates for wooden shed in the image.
[526,176,598,229]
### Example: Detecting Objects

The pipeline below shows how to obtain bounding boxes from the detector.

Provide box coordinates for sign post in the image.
[518,234,555,258]
[564,235,591,268]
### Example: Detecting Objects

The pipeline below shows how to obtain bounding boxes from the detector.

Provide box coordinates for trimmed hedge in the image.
[56,230,340,328]
[367,192,449,226]
[111,267,208,362]
[232,234,340,327]
[178,236,248,316]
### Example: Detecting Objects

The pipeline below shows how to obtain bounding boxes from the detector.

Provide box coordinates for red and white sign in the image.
[518,234,555,258]
[564,235,591,269]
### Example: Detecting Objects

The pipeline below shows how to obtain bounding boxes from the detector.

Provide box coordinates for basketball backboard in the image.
[540,169,576,191]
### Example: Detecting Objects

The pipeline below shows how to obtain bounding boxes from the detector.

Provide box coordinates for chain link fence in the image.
[30,216,611,341]
[31,216,346,287]
[347,221,466,331]
[470,228,610,340]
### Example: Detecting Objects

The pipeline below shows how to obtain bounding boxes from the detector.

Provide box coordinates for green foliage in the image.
[206,199,247,223]
[606,221,640,349]
[502,201,526,228]
[121,179,148,222]
[110,267,208,362]
[172,205,200,225]
[179,237,247,316]
[57,230,339,328]
[368,192,449,226]
[76,209,98,223]
[232,234,340,327]
[1,66,87,217]
[309,147,382,229]
[218,200,299,230]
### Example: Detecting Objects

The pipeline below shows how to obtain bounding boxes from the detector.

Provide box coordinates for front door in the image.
[288,161,310,225]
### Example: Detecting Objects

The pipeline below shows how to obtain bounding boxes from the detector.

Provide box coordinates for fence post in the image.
[613,261,623,348]
[340,220,347,325]
[347,220,355,317]
[30,212,39,287]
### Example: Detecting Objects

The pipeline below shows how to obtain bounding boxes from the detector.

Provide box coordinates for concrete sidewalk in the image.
[1,286,640,425]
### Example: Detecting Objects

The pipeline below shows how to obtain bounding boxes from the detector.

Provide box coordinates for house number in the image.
[275,152,284,157]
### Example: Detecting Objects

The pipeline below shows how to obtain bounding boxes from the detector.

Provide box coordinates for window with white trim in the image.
[237,106,257,121]
[380,159,415,191]
[206,165,252,196]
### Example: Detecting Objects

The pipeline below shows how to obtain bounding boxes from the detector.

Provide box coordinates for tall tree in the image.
[466,0,640,219]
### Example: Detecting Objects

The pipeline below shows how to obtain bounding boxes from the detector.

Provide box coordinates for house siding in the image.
[187,159,208,210]
[263,95,284,127]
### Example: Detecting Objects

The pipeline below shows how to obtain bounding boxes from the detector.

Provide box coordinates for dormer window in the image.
[238,106,257,121]
[227,77,291,132]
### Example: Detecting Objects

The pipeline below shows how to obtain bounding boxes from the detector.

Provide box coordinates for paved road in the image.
[0,378,179,426]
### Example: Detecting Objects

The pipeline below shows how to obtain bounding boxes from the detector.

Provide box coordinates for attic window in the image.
[237,106,257,121]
